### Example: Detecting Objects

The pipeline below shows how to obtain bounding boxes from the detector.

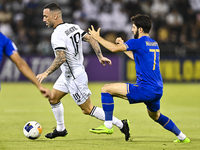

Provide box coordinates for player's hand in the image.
[36,72,48,83]
[99,57,112,66]
[115,37,124,44]
[88,25,101,40]
[38,86,51,98]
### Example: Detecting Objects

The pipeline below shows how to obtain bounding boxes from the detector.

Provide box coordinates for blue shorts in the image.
[126,83,162,112]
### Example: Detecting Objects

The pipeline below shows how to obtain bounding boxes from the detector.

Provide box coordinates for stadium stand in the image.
[0,0,199,57]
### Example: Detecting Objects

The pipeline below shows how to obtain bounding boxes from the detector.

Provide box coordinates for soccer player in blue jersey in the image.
[88,14,190,143]
[0,32,50,97]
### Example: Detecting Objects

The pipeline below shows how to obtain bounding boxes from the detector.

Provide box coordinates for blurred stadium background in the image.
[0,0,200,82]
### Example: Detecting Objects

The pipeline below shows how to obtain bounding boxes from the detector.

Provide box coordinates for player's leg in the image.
[49,88,67,131]
[78,96,123,131]
[70,73,129,140]
[90,83,131,141]
[70,73,124,130]
[100,83,128,129]
[147,108,190,143]
[45,74,69,139]
[79,97,113,134]
[102,83,128,99]
[45,88,68,139]
[77,96,93,114]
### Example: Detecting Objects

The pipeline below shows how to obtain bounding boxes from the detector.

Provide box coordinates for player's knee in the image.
[49,98,59,105]
[149,115,159,121]
[101,84,109,93]
[148,111,160,121]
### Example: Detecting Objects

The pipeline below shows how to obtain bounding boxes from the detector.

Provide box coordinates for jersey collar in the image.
[53,22,65,30]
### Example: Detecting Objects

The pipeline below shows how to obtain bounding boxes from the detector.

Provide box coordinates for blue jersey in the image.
[0,32,17,65]
[124,36,163,94]
[0,32,17,89]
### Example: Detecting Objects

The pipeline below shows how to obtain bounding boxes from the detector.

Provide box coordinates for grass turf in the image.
[0,82,199,150]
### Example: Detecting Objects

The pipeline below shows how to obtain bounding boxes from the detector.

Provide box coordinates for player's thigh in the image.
[102,83,128,99]
[51,74,68,104]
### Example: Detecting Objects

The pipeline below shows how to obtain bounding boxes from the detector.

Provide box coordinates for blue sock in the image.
[156,113,181,136]
[101,93,114,121]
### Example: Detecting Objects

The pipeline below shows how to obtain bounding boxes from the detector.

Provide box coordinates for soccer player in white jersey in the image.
[36,3,131,141]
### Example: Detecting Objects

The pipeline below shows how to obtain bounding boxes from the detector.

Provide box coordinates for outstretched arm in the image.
[10,52,50,98]
[116,37,134,60]
[124,51,134,60]
[36,50,66,83]
[83,33,112,66]
[88,25,127,53]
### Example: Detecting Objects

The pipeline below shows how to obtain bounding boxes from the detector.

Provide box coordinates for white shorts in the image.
[53,72,92,105]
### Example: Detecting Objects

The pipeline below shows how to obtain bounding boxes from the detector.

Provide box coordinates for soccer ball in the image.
[23,121,42,139]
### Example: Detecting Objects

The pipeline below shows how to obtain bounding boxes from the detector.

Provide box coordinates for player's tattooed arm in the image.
[83,33,112,66]
[36,49,67,83]
[83,33,103,59]
[45,50,66,76]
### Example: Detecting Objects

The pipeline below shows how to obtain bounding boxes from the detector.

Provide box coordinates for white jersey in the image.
[51,23,87,79]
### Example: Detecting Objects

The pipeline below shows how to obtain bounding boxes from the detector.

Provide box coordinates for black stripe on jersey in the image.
[81,31,87,37]
[65,60,76,79]
[55,47,66,50]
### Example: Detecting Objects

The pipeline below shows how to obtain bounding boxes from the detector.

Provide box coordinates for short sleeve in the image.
[124,39,141,51]
[4,39,18,57]
[74,24,86,37]
[51,32,66,50]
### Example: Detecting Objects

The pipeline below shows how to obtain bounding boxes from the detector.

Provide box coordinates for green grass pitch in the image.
[0,82,199,150]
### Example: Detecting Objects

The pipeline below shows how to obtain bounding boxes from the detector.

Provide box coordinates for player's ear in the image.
[53,11,58,20]
[139,27,143,33]
[53,14,57,19]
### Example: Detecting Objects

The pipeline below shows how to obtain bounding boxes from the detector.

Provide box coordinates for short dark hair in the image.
[44,3,61,11]
[131,14,151,33]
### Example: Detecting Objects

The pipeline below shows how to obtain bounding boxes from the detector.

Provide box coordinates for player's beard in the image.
[134,29,139,39]
[46,21,54,28]
[48,22,54,28]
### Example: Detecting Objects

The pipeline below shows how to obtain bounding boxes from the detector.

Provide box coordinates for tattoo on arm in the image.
[84,35,103,59]
[90,39,102,58]
[45,50,66,75]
